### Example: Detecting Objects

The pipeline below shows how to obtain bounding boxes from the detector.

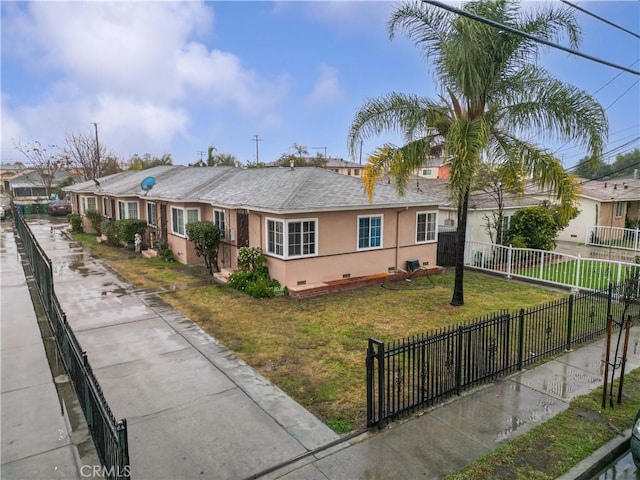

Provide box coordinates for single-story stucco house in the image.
[65,165,442,292]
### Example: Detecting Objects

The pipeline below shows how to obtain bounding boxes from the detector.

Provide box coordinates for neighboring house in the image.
[416,158,451,180]
[65,166,441,291]
[7,169,75,203]
[549,177,640,243]
[0,163,27,193]
[323,158,364,177]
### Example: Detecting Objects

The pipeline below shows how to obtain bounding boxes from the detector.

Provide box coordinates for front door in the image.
[237,211,249,247]
[160,204,167,240]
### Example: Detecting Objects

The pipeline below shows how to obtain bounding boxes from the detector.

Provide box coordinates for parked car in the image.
[49,199,72,216]
[632,409,640,468]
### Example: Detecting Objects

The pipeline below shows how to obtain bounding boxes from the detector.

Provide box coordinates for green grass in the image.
[160,272,566,429]
[445,368,640,480]
[516,258,640,290]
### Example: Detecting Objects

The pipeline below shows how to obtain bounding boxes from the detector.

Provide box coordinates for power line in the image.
[422,0,640,75]
[560,0,640,40]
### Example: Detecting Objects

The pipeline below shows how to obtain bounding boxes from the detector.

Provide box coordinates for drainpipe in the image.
[395,208,407,270]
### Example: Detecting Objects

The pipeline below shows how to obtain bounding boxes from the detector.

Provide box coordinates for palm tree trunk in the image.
[451,188,470,306]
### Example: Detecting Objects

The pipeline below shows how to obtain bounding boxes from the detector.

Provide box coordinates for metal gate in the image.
[437,229,456,267]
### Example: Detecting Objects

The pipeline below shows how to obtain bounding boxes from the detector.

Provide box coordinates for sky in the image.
[1,1,639,170]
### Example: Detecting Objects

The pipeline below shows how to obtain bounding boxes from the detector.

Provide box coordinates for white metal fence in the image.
[585,225,640,252]
[465,240,640,291]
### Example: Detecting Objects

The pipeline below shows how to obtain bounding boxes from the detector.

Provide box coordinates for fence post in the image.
[575,255,581,290]
[82,352,93,429]
[506,245,512,279]
[607,283,613,319]
[456,325,464,395]
[366,339,376,427]
[377,341,385,428]
[517,308,525,370]
[539,251,545,280]
[117,419,130,479]
[565,294,574,352]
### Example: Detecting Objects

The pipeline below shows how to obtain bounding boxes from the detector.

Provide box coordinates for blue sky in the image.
[1,1,638,170]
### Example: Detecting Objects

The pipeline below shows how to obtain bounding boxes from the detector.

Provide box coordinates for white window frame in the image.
[416,211,437,244]
[81,196,97,214]
[171,206,201,238]
[615,201,624,218]
[265,217,318,259]
[214,209,226,240]
[357,214,383,251]
[117,200,139,220]
[147,201,157,227]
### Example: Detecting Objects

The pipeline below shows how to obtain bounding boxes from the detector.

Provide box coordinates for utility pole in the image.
[196,151,205,162]
[92,122,100,177]
[312,146,327,159]
[252,135,262,164]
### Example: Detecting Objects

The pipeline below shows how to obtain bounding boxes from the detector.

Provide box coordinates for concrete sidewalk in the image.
[26,217,338,480]
[1,221,84,479]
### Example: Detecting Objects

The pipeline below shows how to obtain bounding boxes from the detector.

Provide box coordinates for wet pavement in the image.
[0,220,86,479]
[23,217,338,480]
[5,216,640,480]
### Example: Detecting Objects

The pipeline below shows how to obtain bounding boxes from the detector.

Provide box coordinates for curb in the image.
[556,429,631,480]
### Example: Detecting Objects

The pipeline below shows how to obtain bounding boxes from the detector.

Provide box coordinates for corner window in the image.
[214,210,226,239]
[358,215,382,250]
[171,207,200,237]
[266,218,317,258]
[616,201,624,218]
[118,200,139,220]
[416,211,437,243]
[147,202,157,227]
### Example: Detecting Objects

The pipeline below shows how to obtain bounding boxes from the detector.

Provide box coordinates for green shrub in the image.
[157,239,175,262]
[228,248,283,298]
[68,213,83,233]
[186,221,221,273]
[115,219,147,245]
[85,209,103,235]
[101,220,119,246]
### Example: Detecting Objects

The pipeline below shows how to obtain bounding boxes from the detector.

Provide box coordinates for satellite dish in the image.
[140,176,156,193]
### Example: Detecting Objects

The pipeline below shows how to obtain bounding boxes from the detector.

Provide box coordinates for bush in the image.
[228,247,283,298]
[186,221,221,273]
[157,239,175,262]
[101,220,119,246]
[115,219,147,245]
[68,213,83,233]
[85,209,103,235]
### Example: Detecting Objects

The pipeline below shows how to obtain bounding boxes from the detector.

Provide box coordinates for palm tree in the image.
[348,0,607,306]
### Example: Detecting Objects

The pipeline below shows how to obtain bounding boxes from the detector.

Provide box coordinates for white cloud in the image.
[305,63,345,108]
[1,1,287,160]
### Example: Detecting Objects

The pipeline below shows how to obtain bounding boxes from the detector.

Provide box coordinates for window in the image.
[214,210,226,239]
[358,215,382,250]
[267,219,284,256]
[416,211,437,243]
[288,220,316,256]
[501,215,510,243]
[102,197,109,216]
[171,207,200,237]
[354,169,360,176]
[348,169,352,176]
[118,200,139,219]
[81,196,97,214]
[147,202,157,226]
[422,169,432,176]
[616,201,624,218]
[266,218,317,258]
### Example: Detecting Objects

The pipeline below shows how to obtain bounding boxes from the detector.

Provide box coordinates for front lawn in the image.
[161,272,565,431]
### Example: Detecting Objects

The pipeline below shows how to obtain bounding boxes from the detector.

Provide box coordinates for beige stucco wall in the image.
[253,206,438,288]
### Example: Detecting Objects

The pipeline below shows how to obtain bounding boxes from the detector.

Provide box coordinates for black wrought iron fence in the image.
[12,208,130,479]
[366,281,639,428]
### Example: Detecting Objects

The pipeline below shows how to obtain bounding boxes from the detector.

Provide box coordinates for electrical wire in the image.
[421,0,640,75]
[560,0,640,40]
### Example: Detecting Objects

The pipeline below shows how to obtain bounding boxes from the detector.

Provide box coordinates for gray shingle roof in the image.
[65,166,440,213]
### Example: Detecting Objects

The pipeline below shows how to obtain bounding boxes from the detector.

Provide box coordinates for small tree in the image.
[186,221,221,273]
[506,206,560,251]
